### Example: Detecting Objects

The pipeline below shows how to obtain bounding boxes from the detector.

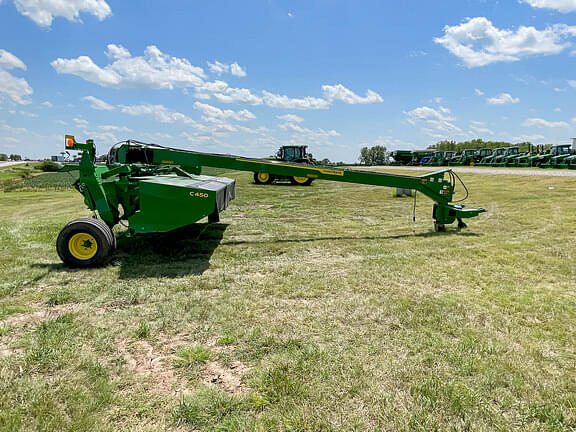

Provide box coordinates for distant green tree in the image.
[359,145,387,165]
[9,154,22,161]
[0,154,7,161]
[359,147,370,165]
[39,160,60,172]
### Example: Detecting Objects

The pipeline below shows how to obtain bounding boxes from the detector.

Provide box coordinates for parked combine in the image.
[390,150,413,165]
[253,145,314,185]
[57,135,486,267]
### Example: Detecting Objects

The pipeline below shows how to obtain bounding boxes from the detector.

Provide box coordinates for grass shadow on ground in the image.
[115,223,229,279]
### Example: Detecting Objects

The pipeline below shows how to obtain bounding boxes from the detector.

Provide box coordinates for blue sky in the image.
[1,0,576,161]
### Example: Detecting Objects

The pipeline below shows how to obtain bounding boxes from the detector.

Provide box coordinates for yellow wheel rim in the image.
[68,233,98,260]
[257,173,270,182]
[470,161,475,166]
[293,176,308,184]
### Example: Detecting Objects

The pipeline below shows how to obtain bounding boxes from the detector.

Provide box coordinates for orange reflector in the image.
[66,139,74,147]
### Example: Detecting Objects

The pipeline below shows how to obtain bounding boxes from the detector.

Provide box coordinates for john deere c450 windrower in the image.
[56,135,486,267]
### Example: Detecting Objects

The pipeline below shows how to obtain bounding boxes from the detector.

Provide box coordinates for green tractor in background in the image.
[253,145,315,185]
[410,150,435,165]
[474,148,492,164]
[540,145,574,168]
[424,150,455,166]
[478,147,514,166]
[491,147,519,166]
[449,149,477,166]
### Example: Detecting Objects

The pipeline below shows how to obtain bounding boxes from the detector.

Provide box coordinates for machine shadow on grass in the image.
[114,223,228,279]
[32,225,476,278]
[221,229,480,247]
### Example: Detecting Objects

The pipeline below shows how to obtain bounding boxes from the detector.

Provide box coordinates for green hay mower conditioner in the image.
[57,135,486,267]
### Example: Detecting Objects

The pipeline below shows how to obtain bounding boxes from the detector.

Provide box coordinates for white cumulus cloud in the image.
[322,84,383,104]
[0,49,26,70]
[469,125,495,135]
[52,45,206,89]
[207,61,247,77]
[405,106,463,136]
[119,104,198,125]
[98,125,132,132]
[487,93,520,104]
[81,95,115,111]
[435,17,576,67]
[522,117,569,128]
[513,134,546,142]
[262,91,330,110]
[277,114,304,123]
[12,0,112,27]
[0,49,33,105]
[521,0,576,13]
[193,102,255,122]
[195,81,263,105]
[278,115,340,145]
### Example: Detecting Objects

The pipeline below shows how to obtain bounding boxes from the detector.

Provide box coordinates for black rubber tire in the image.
[289,176,314,186]
[56,218,115,268]
[434,222,446,232]
[253,172,274,185]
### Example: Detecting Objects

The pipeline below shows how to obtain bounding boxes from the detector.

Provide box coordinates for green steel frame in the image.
[63,136,486,234]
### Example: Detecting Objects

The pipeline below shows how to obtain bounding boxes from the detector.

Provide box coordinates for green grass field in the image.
[0,170,574,431]
[0,162,43,182]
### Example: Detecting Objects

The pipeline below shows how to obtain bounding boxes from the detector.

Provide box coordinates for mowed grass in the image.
[0,170,574,431]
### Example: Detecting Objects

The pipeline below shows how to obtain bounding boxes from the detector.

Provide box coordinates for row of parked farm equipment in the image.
[390,139,576,169]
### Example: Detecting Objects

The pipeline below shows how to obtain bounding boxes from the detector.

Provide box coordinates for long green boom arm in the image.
[63,136,485,234]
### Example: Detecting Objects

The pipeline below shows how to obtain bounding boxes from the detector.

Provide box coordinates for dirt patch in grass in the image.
[1,303,77,327]
[119,339,186,396]
[0,340,23,357]
[0,303,78,358]
[116,335,251,397]
[202,359,250,394]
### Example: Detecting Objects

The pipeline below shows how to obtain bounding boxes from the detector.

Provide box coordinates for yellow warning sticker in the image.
[236,159,345,176]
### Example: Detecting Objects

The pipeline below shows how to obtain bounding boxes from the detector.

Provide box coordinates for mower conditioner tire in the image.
[57,218,115,268]
[253,172,274,185]
[289,176,313,186]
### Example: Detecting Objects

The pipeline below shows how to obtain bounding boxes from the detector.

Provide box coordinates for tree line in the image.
[0,154,22,161]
